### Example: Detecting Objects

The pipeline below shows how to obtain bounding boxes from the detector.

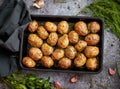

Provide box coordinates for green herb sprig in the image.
[0,72,52,89]
[81,0,120,38]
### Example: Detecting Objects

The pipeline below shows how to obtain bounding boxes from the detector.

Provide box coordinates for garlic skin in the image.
[70,76,78,83]
[33,0,44,9]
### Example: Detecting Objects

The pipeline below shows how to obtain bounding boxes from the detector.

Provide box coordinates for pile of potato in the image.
[22,20,101,71]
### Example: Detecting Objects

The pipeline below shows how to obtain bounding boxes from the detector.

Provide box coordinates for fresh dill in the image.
[81,0,120,38]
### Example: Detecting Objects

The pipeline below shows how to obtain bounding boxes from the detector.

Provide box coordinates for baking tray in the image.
[19,15,104,74]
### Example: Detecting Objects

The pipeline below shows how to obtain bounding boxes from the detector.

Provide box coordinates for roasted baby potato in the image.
[75,40,87,52]
[58,57,72,69]
[57,34,69,48]
[74,21,88,36]
[74,53,87,67]
[86,57,98,71]
[29,47,43,61]
[52,49,64,61]
[57,21,69,34]
[88,21,100,33]
[41,56,54,68]
[44,21,57,32]
[84,46,99,58]
[28,20,38,32]
[22,57,36,68]
[85,34,100,45]
[41,43,54,56]
[25,19,101,71]
[65,46,77,59]
[37,26,49,40]
[68,31,79,44]
[47,32,58,46]
[28,34,43,48]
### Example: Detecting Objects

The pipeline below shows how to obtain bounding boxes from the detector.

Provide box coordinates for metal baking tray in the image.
[19,15,104,74]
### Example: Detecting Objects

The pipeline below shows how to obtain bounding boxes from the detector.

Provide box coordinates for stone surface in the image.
[1,0,120,89]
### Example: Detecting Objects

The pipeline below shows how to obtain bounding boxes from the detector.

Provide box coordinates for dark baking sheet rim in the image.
[19,15,104,74]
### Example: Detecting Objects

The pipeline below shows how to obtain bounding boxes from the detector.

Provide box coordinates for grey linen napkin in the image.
[0,0,31,77]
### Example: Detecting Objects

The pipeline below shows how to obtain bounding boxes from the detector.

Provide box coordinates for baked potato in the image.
[88,21,100,33]
[84,46,99,58]
[28,34,43,48]
[52,49,64,61]
[28,20,38,32]
[44,21,57,32]
[29,47,43,61]
[74,21,88,36]
[41,43,54,56]
[75,40,87,52]
[74,53,87,67]
[37,26,49,40]
[58,57,72,69]
[41,56,54,68]
[68,31,79,44]
[22,57,36,68]
[65,46,77,59]
[85,34,100,45]
[57,34,69,48]
[86,57,98,71]
[47,32,58,46]
[57,21,69,34]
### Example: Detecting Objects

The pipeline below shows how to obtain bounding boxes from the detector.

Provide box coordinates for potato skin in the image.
[74,53,87,67]
[85,34,100,45]
[74,21,88,36]
[58,57,72,69]
[29,47,43,61]
[44,21,57,32]
[65,46,77,59]
[28,20,38,32]
[37,26,49,40]
[41,43,54,56]
[75,40,87,52]
[28,34,43,48]
[86,57,98,71]
[84,46,99,58]
[22,57,36,67]
[57,21,69,34]
[57,34,69,48]
[52,49,64,61]
[41,56,54,68]
[47,32,58,46]
[68,31,79,44]
[88,21,100,33]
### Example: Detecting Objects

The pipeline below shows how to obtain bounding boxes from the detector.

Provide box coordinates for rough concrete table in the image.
[1,0,120,89]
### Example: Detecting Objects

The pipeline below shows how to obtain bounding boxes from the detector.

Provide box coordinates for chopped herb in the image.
[96,84,108,89]
[116,61,120,76]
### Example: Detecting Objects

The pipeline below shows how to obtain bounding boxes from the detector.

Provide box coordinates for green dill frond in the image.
[81,0,120,38]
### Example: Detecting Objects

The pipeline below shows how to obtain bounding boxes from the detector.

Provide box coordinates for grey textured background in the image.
[1,0,120,89]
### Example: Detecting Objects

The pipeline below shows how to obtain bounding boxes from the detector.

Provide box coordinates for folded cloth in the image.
[0,0,31,77]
